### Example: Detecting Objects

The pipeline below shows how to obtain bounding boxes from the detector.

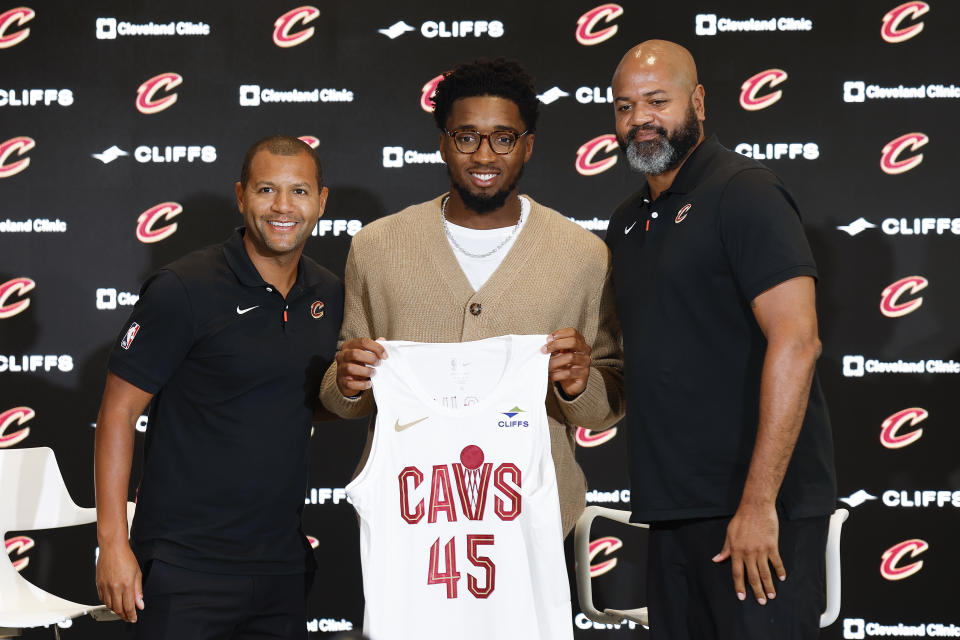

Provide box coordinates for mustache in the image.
[627,123,668,143]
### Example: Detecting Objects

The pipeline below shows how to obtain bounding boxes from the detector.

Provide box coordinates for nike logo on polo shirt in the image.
[236,305,259,315]
[395,416,429,432]
[624,221,637,234]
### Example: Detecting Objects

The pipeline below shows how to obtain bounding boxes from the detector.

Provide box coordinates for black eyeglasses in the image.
[444,128,530,154]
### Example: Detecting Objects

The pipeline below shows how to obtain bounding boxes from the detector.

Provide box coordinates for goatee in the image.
[448,165,525,214]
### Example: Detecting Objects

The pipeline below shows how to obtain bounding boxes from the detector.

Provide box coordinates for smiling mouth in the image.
[468,169,500,187]
[267,220,297,230]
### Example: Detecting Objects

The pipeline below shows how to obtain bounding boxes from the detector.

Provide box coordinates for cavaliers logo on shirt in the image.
[675,203,693,223]
[310,300,324,318]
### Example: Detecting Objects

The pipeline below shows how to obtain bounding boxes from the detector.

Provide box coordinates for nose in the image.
[472,136,498,163]
[627,105,654,128]
[272,189,295,213]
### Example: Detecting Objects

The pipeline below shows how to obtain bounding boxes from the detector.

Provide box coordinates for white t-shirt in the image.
[445,196,530,291]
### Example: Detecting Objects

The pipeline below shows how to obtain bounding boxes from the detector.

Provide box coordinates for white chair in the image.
[574,505,849,628]
[0,447,136,635]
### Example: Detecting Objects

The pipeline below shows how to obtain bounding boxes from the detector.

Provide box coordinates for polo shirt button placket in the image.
[469,302,482,316]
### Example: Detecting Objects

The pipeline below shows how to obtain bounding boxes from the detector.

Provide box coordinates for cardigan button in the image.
[469,302,482,316]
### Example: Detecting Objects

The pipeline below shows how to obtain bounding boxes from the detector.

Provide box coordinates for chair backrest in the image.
[0,447,92,534]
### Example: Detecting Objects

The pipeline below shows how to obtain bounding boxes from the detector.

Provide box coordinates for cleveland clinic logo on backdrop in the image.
[0,136,35,179]
[377,18,504,40]
[382,146,443,169]
[136,202,182,243]
[695,13,812,36]
[881,1,929,43]
[0,217,65,233]
[842,355,960,378]
[843,81,960,103]
[92,144,217,165]
[273,6,319,47]
[136,73,182,114]
[96,288,139,310]
[239,85,353,106]
[843,618,960,639]
[95,17,210,39]
[0,7,34,48]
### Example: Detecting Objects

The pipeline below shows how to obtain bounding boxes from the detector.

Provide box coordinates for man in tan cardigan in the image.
[319,58,623,536]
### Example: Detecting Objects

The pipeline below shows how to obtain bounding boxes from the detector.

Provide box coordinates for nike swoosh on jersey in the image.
[395,416,429,432]
[236,305,259,315]
[624,221,637,234]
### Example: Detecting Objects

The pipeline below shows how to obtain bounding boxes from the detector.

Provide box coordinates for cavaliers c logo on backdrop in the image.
[0,136,36,179]
[739,69,788,111]
[879,275,927,317]
[880,407,928,449]
[0,7,34,49]
[588,536,623,577]
[420,74,445,113]
[136,72,183,114]
[881,1,929,43]
[880,539,928,581]
[136,202,183,243]
[273,6,320,48]
[575,4,623,46]
[880,133,927,175]
[0,406,34,448]
[575,135,618,176]
[0,277,36,319]
[297,135,320,149]
[575,426,617,448]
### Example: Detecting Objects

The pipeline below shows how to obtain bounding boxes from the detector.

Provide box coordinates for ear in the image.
[692,84,706,121]
[235,181,244,212]
[317,186,329,218]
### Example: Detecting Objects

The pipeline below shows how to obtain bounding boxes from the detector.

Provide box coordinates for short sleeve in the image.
[107,269,194,393]
[718,168,818,302]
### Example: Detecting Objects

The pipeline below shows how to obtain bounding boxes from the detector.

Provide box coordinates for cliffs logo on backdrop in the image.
[880,539,927,581]
[0,277,35,319]
[575,135,618,176]
[575,4,623,46]
[95,17,210,39]
[881,407,928,449]
[734,142,819,161]
[136,72,182,114]
[843,80,960,103]
[312,219,362,237]
[740,69,787,110]
[273,6,319,47]
[305,487,350,505]
[575,426,617,448]
[136,202,182,243]
[93,145,216,164]
[377,19,503,39]
[5,536,33,572]
[881,2,929,43]
[0,406,34,448]
[96,288,139,310]
[382,146,443,168]
[0,136,36,179]
[838,216,960,236]
[880,132,927,175]
[589,536,623,577]
[239,85,353,106]
[695,13,812,35]
[880,275,927,318]
[0,7,34,48]
[420,74,444,112]
[535,86,614,105]
[0,89,73,107]
[0,355,74,373]
[883,490,960,509]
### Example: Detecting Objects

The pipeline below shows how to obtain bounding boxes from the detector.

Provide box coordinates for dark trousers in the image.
[135,560,308,640]
[647,514,829,640]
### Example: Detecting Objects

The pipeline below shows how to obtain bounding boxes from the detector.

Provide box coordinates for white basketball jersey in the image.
[347,334,573,640]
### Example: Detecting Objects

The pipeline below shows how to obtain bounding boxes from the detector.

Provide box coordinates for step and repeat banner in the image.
[2,1,957,638]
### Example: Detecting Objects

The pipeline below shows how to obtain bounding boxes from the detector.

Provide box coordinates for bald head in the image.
[613,40,699,94]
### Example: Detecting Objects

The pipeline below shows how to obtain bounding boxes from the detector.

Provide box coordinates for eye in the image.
[616,103,631,112]
[259,186,274,193]
[457,132,479,144]
[293,188,307,195]
[493,134,515,145]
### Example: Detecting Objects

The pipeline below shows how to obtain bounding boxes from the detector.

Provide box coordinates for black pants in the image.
[647,514,829,640]
[135,560,309,640]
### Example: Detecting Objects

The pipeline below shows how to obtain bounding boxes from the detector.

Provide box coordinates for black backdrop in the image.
[2,1,958,638]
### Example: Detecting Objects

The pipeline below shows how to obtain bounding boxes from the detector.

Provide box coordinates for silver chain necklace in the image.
[441,195,523,259]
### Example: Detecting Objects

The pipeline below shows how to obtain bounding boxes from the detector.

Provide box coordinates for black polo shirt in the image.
[606,136,836,523]
[108,228,343,574]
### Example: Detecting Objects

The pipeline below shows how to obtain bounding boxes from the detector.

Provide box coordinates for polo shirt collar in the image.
[661,134,722,196]
[222,227,312,290]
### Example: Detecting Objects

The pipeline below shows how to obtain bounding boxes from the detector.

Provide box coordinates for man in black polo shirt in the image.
[93,135,343,639]
[606,40,836,639]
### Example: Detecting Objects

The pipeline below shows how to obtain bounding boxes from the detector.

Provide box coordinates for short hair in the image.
[431,58,539,133]
[239,135,322,189]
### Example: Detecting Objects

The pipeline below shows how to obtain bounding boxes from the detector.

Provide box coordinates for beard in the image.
[618,103,701,175]
[448,165,525,214]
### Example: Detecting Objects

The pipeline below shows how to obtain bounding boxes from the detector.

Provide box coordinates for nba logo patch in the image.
[120,322,140,350]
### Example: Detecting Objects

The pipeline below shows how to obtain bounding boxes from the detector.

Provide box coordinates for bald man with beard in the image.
[604,40,836,639]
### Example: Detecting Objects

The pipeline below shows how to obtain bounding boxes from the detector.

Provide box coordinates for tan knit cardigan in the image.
[319,194,625,535]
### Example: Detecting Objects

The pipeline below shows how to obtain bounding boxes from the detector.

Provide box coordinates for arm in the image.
[94,372,153,622]
[712,275,821,604]
[545,259,625,430]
